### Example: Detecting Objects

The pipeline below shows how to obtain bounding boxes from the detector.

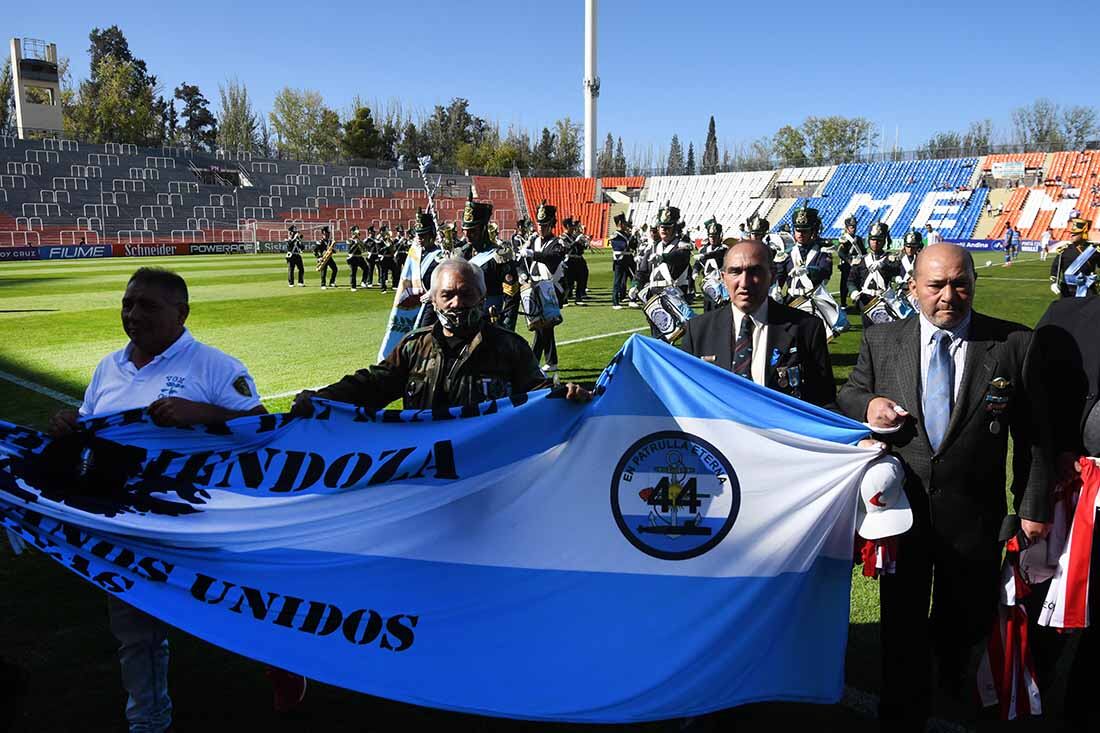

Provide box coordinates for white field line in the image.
[0,369,81,407]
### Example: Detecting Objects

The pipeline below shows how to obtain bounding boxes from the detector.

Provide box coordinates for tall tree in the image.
[396,121,422,164]
[552,117,581,172]
[66,55,159,145]
[268,87,324,160]
[701,116,719,174]
[801,116,876,165]
[380,121,399,160]
[920,131,963,159]
[1012,99,1064,149]
[666,134,684,175]
[86,25,170,144]
[597,132,614,175]
[613,137,627,176]
[174,83,217,151]
[1062,106,1098,149]
[0,59,13,135]
[772,125,807,166]
[342,105,383,160]
[685,142,696,175]
[217,78,258,153]
[532,128,556,170]
[315,108,343,162]
[963,120,994,156]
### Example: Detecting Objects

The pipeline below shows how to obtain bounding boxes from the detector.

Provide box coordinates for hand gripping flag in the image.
[0,336,877,723]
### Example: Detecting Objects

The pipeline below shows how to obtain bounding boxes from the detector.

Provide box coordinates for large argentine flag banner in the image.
[0,336,874,722]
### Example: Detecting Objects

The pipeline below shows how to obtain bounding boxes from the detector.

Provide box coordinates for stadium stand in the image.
[521,177,609,241]
[4,133,1099,253]
[984,150,1100,240]
[773,159,987,241]
[629,171,775,235]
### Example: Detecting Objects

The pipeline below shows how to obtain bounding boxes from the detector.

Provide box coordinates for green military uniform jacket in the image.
[316,321,548,410]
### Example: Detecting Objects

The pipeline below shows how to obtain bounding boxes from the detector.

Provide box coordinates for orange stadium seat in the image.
[521,177,610,243]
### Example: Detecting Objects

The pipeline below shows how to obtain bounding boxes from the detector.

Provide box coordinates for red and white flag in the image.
[1040,459,1100,629]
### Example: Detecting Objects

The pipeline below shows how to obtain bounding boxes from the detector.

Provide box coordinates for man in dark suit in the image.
[680,239,836,408]
[1029,295,1100,730]
[837,243,1050,728]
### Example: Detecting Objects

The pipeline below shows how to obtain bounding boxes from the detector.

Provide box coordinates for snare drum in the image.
[702,273,729,306]
[861,293,902,325]
[643,286,696,342]
[520,279,562,331]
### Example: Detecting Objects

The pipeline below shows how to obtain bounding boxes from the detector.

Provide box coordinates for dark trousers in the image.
[879,521,999,726]
[378,257,398,289]
[287,254,303,284]
[564,257,589,302]
[612,261,629,306]
[348,256,367,287]
[532,326,558,366]
[320,259,337,286]
[838,263,852,307]
[363,258,375,285]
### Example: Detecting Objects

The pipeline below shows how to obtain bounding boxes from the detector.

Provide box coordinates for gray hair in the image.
[429,257,486,298]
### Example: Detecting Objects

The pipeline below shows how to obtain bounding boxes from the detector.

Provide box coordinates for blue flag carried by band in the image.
[0,336,874,722]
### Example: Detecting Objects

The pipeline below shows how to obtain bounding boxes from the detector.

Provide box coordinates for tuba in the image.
[315,237,336,271]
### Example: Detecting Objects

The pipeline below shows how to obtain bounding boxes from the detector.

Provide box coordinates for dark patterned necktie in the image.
[733,315,754,379]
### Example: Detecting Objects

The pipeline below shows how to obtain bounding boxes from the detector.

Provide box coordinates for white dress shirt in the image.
[731,299,769,387]
[918,311,970,403]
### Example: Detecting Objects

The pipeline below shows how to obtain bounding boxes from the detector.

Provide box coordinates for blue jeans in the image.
[107,596,172,733]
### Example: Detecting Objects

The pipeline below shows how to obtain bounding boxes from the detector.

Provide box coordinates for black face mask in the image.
[435,303,483,335]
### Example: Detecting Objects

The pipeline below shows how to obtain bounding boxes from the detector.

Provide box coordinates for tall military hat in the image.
[868,221,891,244]
[844,214,858,228]
[536,199,557,225]
[461,191,493,230]
[613,211,629,228]
[902,229,922,249]
[750,215,770,237]
[350,224,360,233]
[562,216,576,229]
[792,206,821,232]
[1068,216,1091,238]
[704,216,722,237]
[288,224,297,232]
[658,201,681,227]
[414,206,437,235]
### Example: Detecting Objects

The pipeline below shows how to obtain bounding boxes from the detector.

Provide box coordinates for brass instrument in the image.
[440,221,457,251]
[315,238,336,271]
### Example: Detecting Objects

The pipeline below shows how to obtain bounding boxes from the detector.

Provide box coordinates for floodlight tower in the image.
[583,0,599,178]
[9,38,63,138]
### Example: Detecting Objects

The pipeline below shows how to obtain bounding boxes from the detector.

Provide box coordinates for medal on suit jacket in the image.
[985,376,1012,435]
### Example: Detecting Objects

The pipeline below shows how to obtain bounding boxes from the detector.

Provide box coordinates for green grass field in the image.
[0,250,1061,731]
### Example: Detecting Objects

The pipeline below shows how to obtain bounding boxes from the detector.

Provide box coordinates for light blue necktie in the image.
[923,330,954,452]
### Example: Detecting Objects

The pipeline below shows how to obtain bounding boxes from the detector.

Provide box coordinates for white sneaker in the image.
[321,285,327,290]
[350,287,357,291]
[298,283,304,287]
[288,283,295,288]
[613,305,623,310]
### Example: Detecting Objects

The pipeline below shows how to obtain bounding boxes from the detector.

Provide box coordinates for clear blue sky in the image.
[11,0,1094,157]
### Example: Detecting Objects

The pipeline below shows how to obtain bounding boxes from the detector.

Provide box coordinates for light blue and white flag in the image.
[0,336,874,723]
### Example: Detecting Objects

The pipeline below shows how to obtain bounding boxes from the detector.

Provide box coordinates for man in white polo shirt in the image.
[47,267,272,733]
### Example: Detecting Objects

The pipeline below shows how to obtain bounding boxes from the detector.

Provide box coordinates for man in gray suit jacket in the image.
[680,239,836,408]
[838,243,1050,727]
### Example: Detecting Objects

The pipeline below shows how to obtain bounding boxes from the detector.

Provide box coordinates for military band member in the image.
[896,229,922,292]
[651,203,694,299]
[286,224,305,287]
[313,225,338,289]
[459,194,510,325]
[376,226,398,295]
[1051,216,1098,298]
[609,213,635,309]
[520,201,567,370]
[695,217,728,312]
[746,214,771,243]
[632,224,660,301]
[345,225,368,291]
[774,206,833,300]
[848,222,903,326]
[562,217,590,306]
[836,214,865,309]
[362,226,379,287]
[394,225,409,273]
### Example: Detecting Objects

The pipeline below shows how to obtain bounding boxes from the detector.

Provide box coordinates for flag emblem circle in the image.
[610,431,740,560]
